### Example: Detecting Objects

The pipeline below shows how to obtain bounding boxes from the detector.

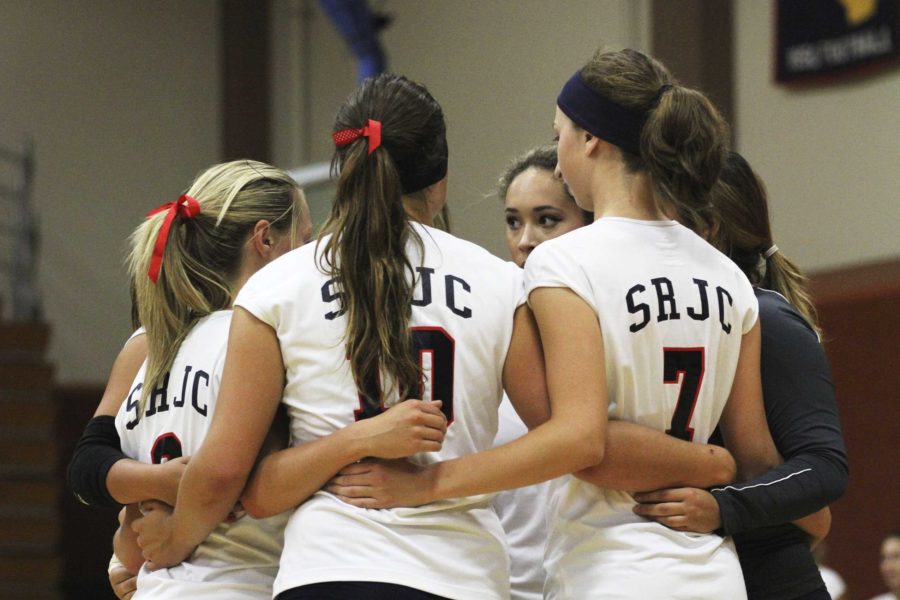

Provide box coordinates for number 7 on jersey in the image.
[663,347,705,442]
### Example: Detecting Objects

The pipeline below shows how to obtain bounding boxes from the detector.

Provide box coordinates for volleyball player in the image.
[132,73,540,599]
[633,151,849,600]
[110,160,307,597]
[328,49,781,599]
[493,144,590,600]
[70,159,446,598]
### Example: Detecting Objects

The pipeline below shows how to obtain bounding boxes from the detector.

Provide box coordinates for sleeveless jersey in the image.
[114,310,288,600]
[524,218,758,599]
[235,223,523,600]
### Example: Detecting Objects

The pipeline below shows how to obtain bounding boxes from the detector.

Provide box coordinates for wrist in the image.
[336,424,371,464]
[167,511,200,554]
[708,444,736,486]
[421,462,443,504]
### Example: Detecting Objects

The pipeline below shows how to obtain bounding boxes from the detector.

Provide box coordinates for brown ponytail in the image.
[318,74,448,405]
[709,151,821,335]
[580,48,729,238]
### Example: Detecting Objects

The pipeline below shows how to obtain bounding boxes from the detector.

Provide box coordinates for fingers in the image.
[398,400,447,427]
[337,462,376,476]
[420,412,448,432]
[137,499,170,515]
[633,500,692,532]
[325,483,374,499]
[632,488,690,504]
[650,514,690,531]
[633,501,683,518]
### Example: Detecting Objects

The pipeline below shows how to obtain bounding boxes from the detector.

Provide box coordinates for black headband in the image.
[557,71,647,156]
[394,136,448,195]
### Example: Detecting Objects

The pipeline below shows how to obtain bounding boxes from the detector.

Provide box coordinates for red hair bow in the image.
[146,194,200,283]
[332,119,382,154]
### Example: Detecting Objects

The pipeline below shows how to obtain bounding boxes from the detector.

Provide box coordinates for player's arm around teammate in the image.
[67,330,190,508]
[633,152,848,536]
[500,145,737,492]
[631,152,848,600]
[131,304,448,567]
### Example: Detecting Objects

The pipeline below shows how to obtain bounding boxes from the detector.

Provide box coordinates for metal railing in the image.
[0,141,41,322]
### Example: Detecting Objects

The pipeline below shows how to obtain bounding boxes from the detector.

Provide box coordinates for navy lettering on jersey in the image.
[144,373,170,417]
[125,382,142,430]
[445,275,472,318]
[626,283,651,332]
[191,370,210,417]
[627,277,735,334]
[322,277,346,320]
[323,272,473,319]
[412,267,435,307]
[716,286,734,334]
[687,278,710,321]
[651,277,681,322]
[174,365,190,408]
[124,366,211,427]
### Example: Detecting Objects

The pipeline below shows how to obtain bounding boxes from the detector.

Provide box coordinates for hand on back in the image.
[109,564,137,600]
[357,399,447,459]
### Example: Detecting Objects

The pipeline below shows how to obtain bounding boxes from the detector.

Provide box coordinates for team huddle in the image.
[66,47,847,600]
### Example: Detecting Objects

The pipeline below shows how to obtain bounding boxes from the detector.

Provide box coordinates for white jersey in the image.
[525,218,758,599]
[491,395,551,600]
[236,223,523,600]
[114,311,287,600]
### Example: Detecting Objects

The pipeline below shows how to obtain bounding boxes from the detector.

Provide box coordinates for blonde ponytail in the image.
[128,160,305,417]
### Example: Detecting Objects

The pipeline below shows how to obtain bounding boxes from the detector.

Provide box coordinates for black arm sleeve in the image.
[66,415,125,509]
[713,289,849,536]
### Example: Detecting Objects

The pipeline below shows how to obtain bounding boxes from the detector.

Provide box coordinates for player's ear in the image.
[251,220,273,256]
[584,133,601,157]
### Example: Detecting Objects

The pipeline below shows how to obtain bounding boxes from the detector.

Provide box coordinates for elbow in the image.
[568,425,604,471]
[239,489,278,520]
[712,445,738,485]
[198,458,252,502]
[822,454,850,503]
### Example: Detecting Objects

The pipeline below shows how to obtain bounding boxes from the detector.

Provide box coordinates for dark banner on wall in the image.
[776,0,900,84]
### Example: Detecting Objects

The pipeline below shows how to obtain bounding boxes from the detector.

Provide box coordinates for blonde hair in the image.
[580,48,729,238]
[128,159,306,416]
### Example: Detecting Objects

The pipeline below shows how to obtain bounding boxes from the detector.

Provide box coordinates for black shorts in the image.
[277,581,450,600]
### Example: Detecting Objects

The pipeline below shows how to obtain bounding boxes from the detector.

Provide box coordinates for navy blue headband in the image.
[557,71,647,156]
[393,135,448,195]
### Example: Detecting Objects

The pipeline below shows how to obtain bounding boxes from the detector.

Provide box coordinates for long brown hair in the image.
[580,48,729,238]
[129,160,305,414]
[318,74,448,404]
[710,151,821,335]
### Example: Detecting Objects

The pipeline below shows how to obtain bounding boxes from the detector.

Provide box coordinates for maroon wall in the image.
[810,259,900,600]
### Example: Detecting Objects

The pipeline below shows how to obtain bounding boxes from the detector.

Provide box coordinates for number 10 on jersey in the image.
[354,326,455,424]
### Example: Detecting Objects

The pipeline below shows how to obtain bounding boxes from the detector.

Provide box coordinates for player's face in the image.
[881,536,900,592]
[504,167,586,267]
[553,108,590,212]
